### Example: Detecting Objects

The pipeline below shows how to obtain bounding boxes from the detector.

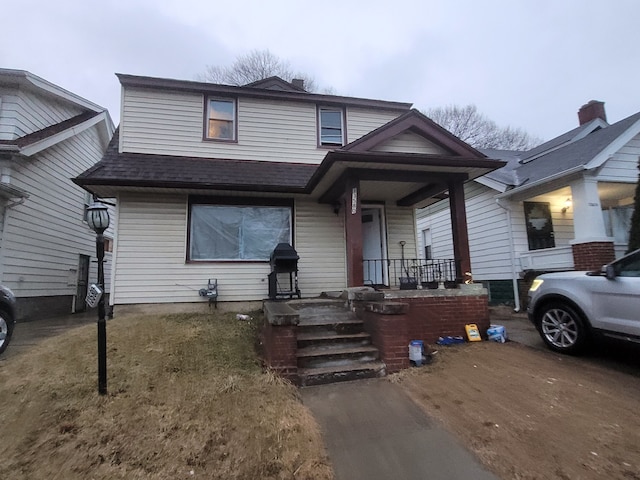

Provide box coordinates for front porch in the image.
[261,285,489,385]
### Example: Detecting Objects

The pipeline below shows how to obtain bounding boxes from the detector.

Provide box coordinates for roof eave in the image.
[116,73,413,112]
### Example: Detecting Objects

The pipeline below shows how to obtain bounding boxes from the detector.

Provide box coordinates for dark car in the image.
[527,248,640,354]
[0,285,17,355]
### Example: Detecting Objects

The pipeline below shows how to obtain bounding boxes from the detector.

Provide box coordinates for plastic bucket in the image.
[409,340,424,366]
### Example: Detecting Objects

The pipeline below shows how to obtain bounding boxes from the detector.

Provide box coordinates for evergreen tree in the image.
[627,157,640,253]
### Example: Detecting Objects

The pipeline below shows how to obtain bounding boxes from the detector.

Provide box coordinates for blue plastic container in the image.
[409,340,424,366]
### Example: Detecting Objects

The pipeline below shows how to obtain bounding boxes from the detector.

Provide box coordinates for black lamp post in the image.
[86,201,110,395]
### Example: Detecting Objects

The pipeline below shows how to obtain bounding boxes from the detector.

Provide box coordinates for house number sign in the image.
[351,187,358,215]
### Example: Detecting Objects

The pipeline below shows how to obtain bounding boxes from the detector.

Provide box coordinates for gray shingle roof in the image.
[481,111,640,189]
[514,111,640,187]
[75,129,318,192]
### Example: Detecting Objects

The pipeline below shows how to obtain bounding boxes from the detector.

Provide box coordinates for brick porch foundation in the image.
[261,321,298,383]
[359,286,490,374]
[572,241,615,271]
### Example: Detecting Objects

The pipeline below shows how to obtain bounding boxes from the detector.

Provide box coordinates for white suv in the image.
[527,248,640,354]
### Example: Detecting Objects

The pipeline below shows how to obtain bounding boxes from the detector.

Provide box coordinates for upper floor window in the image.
[206,98,236,141]
[318,107,345,146]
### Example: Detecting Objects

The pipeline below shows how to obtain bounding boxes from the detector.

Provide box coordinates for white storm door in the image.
[362,207,387,286]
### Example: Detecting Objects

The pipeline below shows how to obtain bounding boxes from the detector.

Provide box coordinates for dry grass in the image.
[0,312,333,480]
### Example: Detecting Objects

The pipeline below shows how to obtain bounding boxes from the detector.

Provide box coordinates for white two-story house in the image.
[75,74,505,309]
[0,69,114,319]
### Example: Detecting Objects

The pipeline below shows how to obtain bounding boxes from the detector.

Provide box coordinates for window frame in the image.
[203,97,238,142]
[524,201,556,251]
[317,106,346,147]
[186,196,294,263]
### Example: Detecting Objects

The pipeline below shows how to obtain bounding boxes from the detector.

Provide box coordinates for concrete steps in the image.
[294,301,385,386]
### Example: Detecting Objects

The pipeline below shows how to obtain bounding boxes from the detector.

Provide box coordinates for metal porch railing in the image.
[363,258,459,288]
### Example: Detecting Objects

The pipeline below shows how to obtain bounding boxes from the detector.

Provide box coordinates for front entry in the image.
[75,254,90,313]
[362,206,387,286]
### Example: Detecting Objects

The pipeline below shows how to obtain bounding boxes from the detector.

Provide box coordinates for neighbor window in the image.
[524,202,555,250]
[206,98,236,140]
[189,199,292,261]
[318,107,344,146]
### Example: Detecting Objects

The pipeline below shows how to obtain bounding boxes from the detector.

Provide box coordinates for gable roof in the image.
[0,69,106,113]
[513,111,640,186]
[342,109,487,158]
[0,111,103,155]
[486,110,640,197]
[244,76,306,92]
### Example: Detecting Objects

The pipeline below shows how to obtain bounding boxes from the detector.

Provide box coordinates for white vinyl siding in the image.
[121,88,407,163]
[346,107,404,143]
[385,204,417,260]
[1,126,113,297]
[0,87,83,139]
[416,181,582,281]
[121,88,323,163]
[416,200,454,261]
[372,132,448,155]
[597,133,640,181]
[112,194,348,304]
[417,183,515,281]
[295,199,347,296]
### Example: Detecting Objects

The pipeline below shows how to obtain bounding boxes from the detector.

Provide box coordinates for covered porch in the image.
[306,110,507,289]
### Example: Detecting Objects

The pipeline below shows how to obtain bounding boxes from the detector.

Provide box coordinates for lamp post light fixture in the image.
[86,201,110,395]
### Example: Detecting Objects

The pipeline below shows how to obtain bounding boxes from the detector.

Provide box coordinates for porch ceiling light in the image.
[561,198,572,214]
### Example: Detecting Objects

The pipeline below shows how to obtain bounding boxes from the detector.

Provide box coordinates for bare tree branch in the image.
[197,49,319,92]
[425,104,542,150]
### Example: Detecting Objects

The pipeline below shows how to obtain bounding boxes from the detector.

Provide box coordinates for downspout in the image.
[496,198,521,313]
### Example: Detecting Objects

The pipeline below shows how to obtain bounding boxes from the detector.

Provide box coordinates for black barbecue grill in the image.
[268,243,301,300]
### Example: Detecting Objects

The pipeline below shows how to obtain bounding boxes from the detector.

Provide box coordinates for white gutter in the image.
[495,165,586,200]
[495,197,521,313]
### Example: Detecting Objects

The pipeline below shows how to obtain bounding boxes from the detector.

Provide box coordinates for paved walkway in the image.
[302,378,499,480]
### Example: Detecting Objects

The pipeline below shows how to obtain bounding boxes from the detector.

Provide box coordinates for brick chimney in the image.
[291,78,305,90]
[578,100,607,125]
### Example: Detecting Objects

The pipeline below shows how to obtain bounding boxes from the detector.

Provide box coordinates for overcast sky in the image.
[3,0,639,142]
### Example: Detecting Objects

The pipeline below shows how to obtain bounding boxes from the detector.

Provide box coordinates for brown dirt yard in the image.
[394,339,640,480]
[3,310,640,479]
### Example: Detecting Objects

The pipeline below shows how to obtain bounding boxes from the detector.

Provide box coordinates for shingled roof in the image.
[74,129,318,195]
[480,110,640,191]
[0,111,99,150]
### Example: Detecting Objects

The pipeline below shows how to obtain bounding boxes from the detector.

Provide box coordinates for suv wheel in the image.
[537,302,588,354]
[0,309,14,355]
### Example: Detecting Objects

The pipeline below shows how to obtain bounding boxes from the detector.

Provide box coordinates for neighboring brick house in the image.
[417,101,640,309]
[74,74,505,309]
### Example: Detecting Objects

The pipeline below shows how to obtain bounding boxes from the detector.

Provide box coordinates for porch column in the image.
[570,177,609,241]
[448,179,471,282]
[569,177,615,269]
[344,176,364,287]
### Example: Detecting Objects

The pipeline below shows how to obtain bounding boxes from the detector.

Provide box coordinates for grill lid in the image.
[270,243,299,262]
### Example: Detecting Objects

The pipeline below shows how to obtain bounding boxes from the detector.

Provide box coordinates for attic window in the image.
[318,107,345,146]
[206,98,236,141]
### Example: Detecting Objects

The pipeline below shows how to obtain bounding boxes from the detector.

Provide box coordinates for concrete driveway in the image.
[0,310,96,361]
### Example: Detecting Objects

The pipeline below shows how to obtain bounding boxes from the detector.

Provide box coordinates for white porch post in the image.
[570,176,610,243]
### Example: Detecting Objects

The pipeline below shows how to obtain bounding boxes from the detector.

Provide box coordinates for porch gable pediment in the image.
[342,109,487,158]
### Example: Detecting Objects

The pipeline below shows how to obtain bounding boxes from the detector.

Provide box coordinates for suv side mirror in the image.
[605,264,616,280]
